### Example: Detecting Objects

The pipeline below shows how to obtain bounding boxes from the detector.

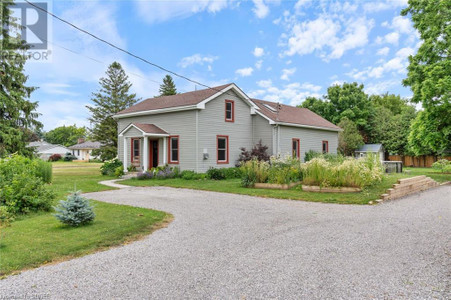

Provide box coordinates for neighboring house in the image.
[68,139,101,161]
[28,141,71,160]
[114,83,341,173]
[355,144,385,162]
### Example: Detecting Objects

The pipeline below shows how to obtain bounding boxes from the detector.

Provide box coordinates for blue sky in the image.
[21,0,419,130]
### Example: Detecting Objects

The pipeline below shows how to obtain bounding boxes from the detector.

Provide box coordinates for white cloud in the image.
[363,0,408,13]
[385,32,400,45]
[178,54,218,68]
[253,47,265,57]
[391,16,413,34]
[134,0,230,24]
[364,81,398,95]
[252,0,270,19]
[281,13,374,60]
[250,80,322,106]
[235,67,254,77]
[328,17,374,59]
[255,60,263,70]
[281,67,296,81]
[377,47,390,56]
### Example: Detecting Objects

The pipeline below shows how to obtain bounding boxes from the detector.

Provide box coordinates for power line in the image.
[41,37,163,87]
[24,0,233,97]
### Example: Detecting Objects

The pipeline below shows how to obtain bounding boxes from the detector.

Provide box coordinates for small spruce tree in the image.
[54,191,95,227]
[159,75,177,96]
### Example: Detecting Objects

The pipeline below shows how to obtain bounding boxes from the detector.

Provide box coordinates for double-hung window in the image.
[292,138,300,158]
[217,135,229,164]
[225,100,234,122]
[131,138,140,162]
[169,136,179,164]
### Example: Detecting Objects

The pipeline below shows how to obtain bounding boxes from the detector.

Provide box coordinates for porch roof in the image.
[119,123,169,137]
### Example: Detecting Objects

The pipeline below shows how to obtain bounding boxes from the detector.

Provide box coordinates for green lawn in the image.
[0,162,170,277]
[121,167,450,205]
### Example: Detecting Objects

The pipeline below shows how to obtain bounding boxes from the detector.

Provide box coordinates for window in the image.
[292,138,300,158]
[77,150,80,156]
[131,138,140,162]
[322,140,329,154]
[168,136,179,164]
[217,135,229,164]
[225,100,234,122]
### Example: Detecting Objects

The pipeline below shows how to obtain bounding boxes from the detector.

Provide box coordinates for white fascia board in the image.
[255,110,276,125]
[113,105,198,119]
[196,84,259,110]
[118,123,146,136]
[276,122,342,132]
[143,133,169,137]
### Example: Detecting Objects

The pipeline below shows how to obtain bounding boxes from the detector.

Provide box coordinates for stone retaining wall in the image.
[380,175,439,201]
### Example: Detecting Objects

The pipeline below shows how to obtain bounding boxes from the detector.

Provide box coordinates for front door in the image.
[149,139,159,169]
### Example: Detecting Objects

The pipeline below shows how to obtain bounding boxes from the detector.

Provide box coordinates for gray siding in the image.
[252,114,273,155]
[197,90,254,172]
[123,126,142,137]
[117,110,197,170]
[278,125,338,162]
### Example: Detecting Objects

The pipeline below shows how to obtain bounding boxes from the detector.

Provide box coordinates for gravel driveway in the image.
[1,185,450,299]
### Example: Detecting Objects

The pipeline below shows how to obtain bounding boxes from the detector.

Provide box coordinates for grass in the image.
[121,167,450,205]
[0,162,170,277]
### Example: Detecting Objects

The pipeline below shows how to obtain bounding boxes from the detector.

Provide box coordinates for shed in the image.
[355,144,384,162]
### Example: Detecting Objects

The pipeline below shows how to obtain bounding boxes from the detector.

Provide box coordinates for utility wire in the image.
[24,0,233,97]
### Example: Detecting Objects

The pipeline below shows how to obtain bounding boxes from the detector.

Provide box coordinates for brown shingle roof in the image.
[133,123,168,135]
[251,99,341,130]
[116,83,233,115]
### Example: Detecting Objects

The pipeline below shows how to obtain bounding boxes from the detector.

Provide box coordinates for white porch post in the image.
[163,137,168,165]
[123,137,128,173]
[143,137,149,171]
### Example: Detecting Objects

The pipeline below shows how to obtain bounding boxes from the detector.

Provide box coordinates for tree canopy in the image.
[402,0,451,155]
[44,125,88,147]
[0,0,42,157]
[338,117,364,156]
[159,75,177,96]
[87,62,139,160]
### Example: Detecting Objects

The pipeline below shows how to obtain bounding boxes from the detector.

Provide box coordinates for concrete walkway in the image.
[98,179,130,189]
[1,185,450,299]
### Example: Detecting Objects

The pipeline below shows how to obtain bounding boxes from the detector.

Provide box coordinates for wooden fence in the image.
[387,155,451,168]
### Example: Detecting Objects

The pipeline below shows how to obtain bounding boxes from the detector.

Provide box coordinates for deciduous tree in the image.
[338,117,364,156]
[44,125,88,147]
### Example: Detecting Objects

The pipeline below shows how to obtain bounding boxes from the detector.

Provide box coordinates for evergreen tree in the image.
[402,1,450,155]
[54,191,95,227]
[0,0,42,157]
[159,75,177,96]
[87,62,139,160]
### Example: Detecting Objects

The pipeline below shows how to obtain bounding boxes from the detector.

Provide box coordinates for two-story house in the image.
[114,83,341,172]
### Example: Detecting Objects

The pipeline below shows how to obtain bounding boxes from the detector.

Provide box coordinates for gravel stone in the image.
[1,185,450,299]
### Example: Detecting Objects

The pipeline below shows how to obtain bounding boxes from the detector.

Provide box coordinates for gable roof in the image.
[115,83,234,117]
[119,123,169,136]
[356,144,383,152]
[27,141,70,153]
[69,141,102,150]
[251,99,341,131]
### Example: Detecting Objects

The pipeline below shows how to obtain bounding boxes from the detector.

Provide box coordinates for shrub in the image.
[136,171,154,180]
[48,153,62,162]
[268,155,302,184]
[240,159,270,187]
[35,160,53,183]
[114,166,124,177]
[301,154,383,188]
[54,191,95,227]
[101,158,123,176]
[304,150,344,163]
[63,152,77,161]
[236,140,270,166]
[0,155,54,215]
[206,167,226,180]
[0,206,15,227]
[432,159,451,173]
[153,165,178,179]
[221,167,242,179]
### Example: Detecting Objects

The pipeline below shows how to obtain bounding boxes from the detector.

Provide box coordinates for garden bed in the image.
[301,185,361,193]
[254,181,301,190]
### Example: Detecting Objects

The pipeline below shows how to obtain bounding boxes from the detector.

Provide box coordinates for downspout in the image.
[195,110,199,173]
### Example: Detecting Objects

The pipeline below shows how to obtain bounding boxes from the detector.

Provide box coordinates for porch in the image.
[119,123,171,172]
